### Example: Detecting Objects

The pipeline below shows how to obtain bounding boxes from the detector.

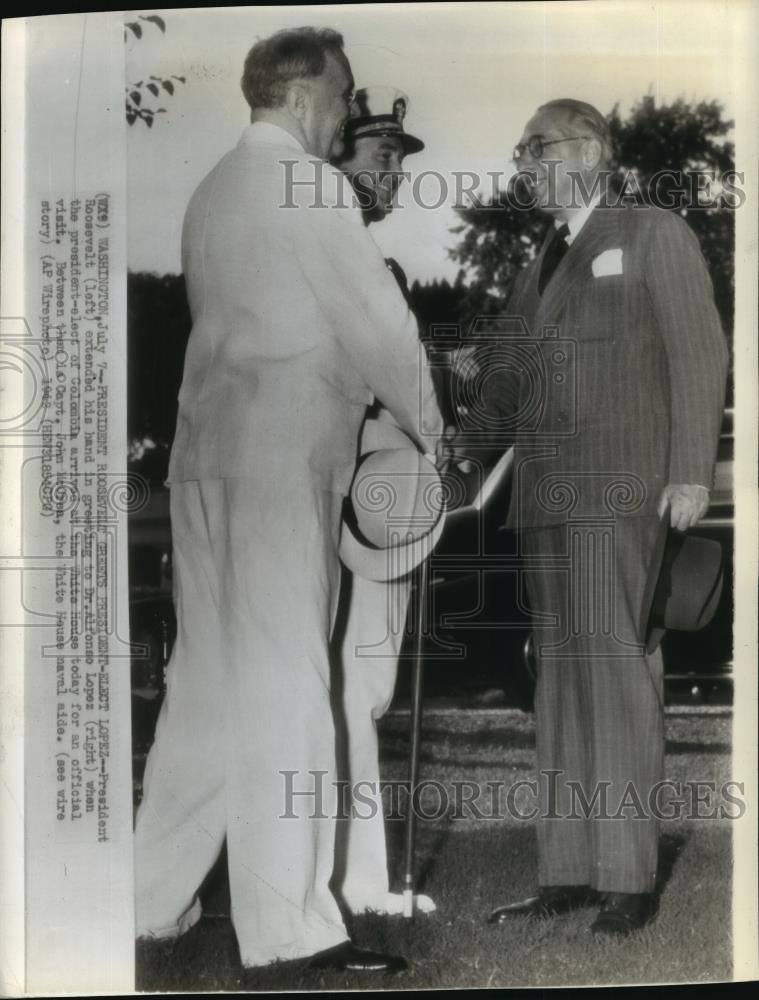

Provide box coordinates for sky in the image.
[126,1,741,284]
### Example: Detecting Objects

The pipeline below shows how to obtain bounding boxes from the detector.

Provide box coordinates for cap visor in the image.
[401,133,425,155]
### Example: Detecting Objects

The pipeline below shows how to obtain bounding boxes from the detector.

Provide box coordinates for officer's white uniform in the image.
[336,411,414,913]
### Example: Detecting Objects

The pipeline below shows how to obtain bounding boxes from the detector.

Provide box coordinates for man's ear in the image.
[582,136,603,170]
[285,82,310,122]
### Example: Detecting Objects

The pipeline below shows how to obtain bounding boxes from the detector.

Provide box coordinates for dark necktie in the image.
[538,223,571,294]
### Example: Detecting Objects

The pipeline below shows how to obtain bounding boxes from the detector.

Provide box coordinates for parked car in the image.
[399,400,734,709]
[128,405,733,716]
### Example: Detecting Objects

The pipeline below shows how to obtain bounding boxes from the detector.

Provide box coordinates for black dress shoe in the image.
[308,941,408,973]
[488,885,597,923]
[590,892,656,936]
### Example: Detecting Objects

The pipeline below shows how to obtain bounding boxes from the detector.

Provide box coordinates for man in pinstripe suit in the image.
[479,99,728,934]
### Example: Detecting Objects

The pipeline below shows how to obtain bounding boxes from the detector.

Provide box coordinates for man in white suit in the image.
[133,28,442,973]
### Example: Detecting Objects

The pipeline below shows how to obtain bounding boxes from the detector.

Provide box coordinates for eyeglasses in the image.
[512,135,591,162]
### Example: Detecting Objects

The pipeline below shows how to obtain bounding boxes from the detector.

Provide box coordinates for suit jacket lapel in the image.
[536,207,621,327]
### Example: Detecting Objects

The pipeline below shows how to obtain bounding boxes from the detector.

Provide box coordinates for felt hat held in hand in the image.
[639,510,723,654]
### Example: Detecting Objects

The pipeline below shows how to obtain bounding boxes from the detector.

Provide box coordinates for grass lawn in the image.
[136,704,734,990]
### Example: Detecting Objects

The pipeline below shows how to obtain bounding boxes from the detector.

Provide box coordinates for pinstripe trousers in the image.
[522,514,665,894]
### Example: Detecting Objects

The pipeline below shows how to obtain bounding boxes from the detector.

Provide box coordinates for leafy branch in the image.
[124,14,166,41]
[126,75,186,127]
[124,15,185,127]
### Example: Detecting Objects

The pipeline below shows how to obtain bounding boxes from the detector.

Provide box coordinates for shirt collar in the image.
[558,191,602,245]
[240,121,307,153]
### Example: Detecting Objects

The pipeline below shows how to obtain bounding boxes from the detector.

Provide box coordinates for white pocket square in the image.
[592,248,623,277]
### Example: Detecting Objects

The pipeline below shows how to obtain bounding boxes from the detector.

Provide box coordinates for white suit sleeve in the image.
[293,164,443,452]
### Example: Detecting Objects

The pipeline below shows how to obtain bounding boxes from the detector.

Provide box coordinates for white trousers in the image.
[133,478,349,967]
[335,571,411,912]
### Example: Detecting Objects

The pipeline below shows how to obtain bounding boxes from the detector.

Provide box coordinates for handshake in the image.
[434,421,510,474]
[434,425,475,473]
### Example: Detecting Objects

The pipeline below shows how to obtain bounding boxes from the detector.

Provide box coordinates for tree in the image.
[607,97,735,334]
[450,197,549,320]
[408,277,469,340]
[125,14,185,128]
[127,272,192,482]
[450,97,736,338]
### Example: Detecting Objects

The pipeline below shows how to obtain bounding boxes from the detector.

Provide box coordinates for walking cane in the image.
[401,433,458,919]
[401,439,454,919]
[402,550,429,918]
[399,445,514,918]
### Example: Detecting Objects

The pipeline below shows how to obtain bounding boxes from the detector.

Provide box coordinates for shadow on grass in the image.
[655,831,688,900]
[136,822,731,992]
[135,704,732,991]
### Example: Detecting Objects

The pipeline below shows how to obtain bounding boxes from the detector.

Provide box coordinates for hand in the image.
[657,483,710,531]
[434,425,458,472]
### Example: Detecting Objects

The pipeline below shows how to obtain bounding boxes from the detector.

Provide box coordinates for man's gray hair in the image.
[539,98,613,165]
[241,26,348,111]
